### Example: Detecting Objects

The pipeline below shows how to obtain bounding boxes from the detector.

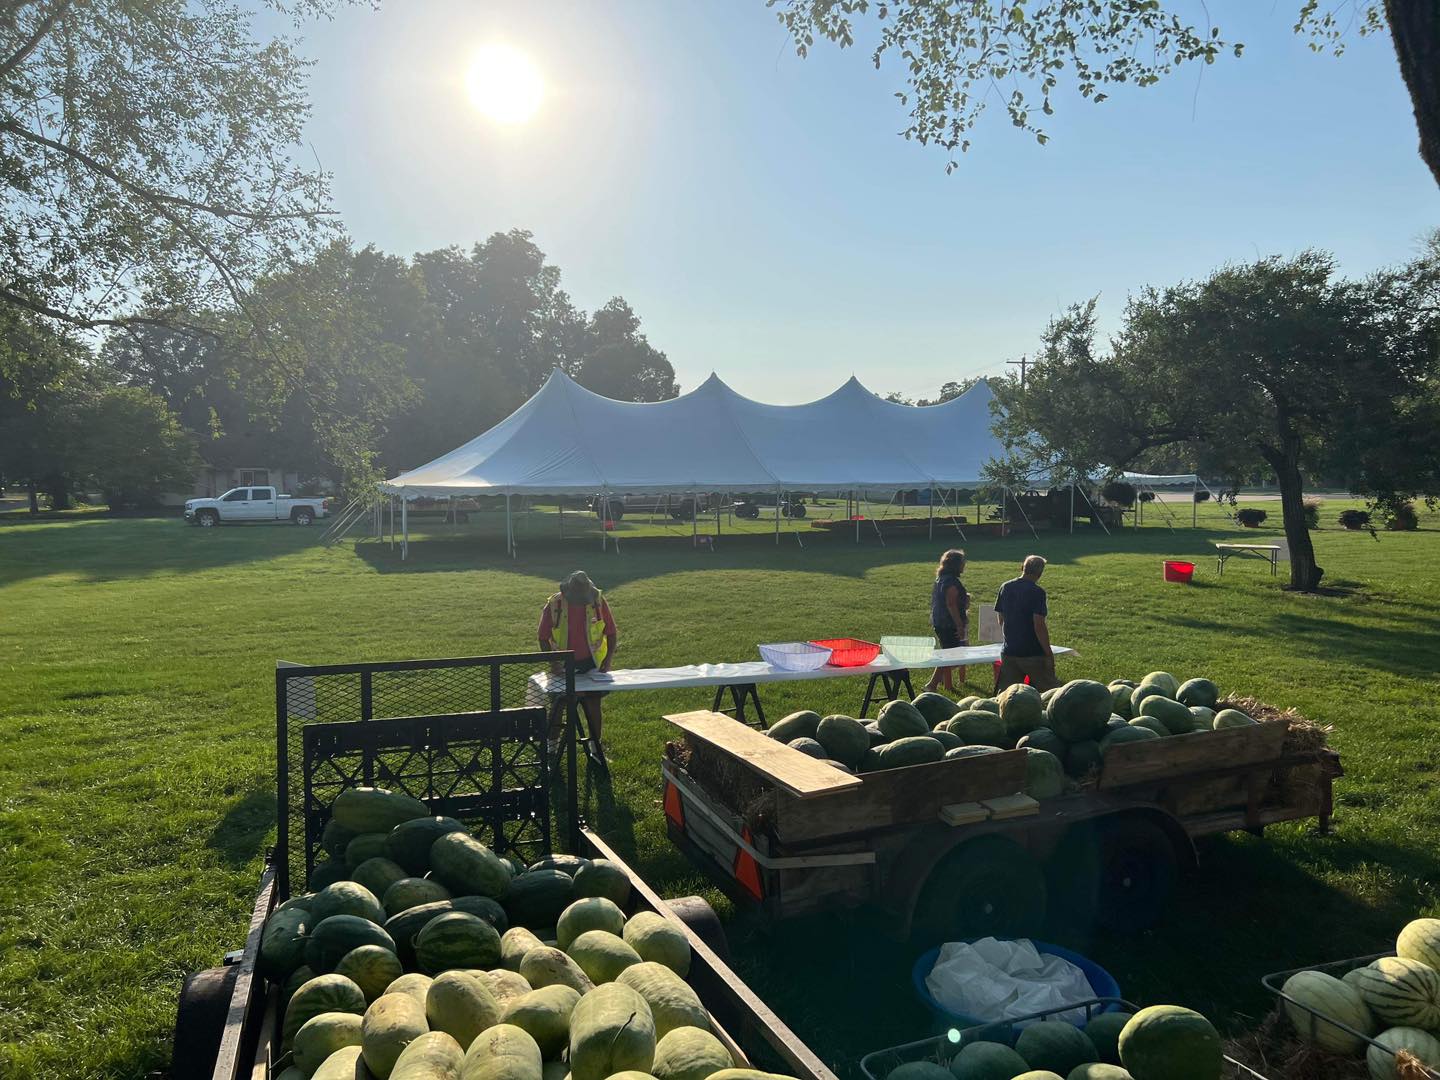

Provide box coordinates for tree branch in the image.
[0,284,219,340]
[0,0,73,82]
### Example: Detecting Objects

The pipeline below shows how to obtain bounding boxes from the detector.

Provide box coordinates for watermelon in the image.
[863,720,886,746]
[331,786,429,834]
[616,961,709,1038]
[1024,748,1066,799]
[502,984,582,1058]
[345,832,389,868]
[913,692,962,728]
[426,970,501,1049]
[929,729,963,751]
[391,1031,465,1080]
[362,992,430,1078]
[622,912,692,977]
[1281,970,1375,1052]
[1109,684,1134,720]
[521,945,596,995]
[310,881,386,926]
[949,1040,1029,1080]
[385,816,465,874]
[1188,706,1215,730]
[504,869,576,930]
[568,983,656,1080]
[1067,1067,1132,1080]
[1109,679,1137,688]
[1065,740,1102,778]
[556,897,626,951]
[461,1024,543,1080]
[885,1063,950,1080]
[1018,728,1068,757]
[1040,687,1062,706]
[351,857,410,902]
[878,699,930,740]
[282,964,317,1009]
[1047,681,1112,742]
[1012,1073,1065,1080]
[1213,709,1257,730]
[946,745,1003,759]
[1138,695,1195,735]
[1118,1005,1222,1080]
[1367,1027,1440,1080]
[305,915,397,975]
[415,911,502,974]
[1085,1012,1134,1064]
[382,877,451,918]
[567,929,643,984]
[1138,671,1180,698]
[787,737,828,759]
[998,683,1046,741]
[767,710,821,742]
[527,854,590,877]
[1344,965,1375,992]
[1100,725,1161,756]
[334,944,404,1004]
[429,831,512,898]
[260,907,309,980]
[1398,918,1440,971]
[950,709,1006,747]
[308,859,349,891]
[1176,678,1219,709]
[293,1010,363,1072]
[816,715,871,767]
[651,1025,734,1080]
[876,736,945,769]
[1015,1021,1098,1075]
[322,818,360,859]
[1129,716,1170,739]
[1353,957,1440,1029]
[827,761,854,773]
[1130,684,1167,709]
[282,973,367,1046]
[957,696,982,710]
[974,698,1001,714]
[572,859,631,907]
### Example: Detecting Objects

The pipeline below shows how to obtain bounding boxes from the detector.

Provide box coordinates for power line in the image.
[1006,357,1030,389]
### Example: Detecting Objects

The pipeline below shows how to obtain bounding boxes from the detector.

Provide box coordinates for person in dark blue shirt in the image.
[924,548,970,692]
[994,554,1059,692]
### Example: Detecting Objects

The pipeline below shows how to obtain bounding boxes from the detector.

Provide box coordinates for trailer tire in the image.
[1095,816,1179,931]
[170,964,240,1079]
[664,895,730,962]
[914,834,1046,944]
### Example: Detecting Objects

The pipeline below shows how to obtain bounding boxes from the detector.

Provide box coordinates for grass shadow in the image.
[205,787,277,869]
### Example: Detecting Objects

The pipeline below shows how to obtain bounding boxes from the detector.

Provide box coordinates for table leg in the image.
[892,670,914,699]
[858,674,880,718]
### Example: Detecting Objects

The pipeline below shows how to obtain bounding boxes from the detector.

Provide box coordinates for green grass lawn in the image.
[2,501,1438,1079]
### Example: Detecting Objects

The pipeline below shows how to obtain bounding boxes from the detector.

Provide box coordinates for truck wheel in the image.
[914,834,1046,944]
[664,895,730,962]
[789,503,806,519]
[197,510,219,528]
[293,508,315,525]
[170,964,240,1079]
[1095,816,1179,930]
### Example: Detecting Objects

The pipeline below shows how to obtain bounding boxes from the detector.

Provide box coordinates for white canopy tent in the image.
[378,369,1007,555]
[1118,471,1229,528]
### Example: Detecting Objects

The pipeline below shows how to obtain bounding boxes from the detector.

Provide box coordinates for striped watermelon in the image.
[1281,970,1375,1053]
[1367,1027,1440,1080]
[1397,919,1440,972]
[1353,957,1440,1030]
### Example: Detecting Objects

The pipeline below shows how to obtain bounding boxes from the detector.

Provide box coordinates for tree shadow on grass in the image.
[1262,610,1440,681]
[205,787,276,869]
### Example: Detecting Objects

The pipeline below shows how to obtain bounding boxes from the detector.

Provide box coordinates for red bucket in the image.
[1163,560,1195,583]
[992,659,1030,685]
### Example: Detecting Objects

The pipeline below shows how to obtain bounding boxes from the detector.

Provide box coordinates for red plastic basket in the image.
[1163,560,1195,583]
[808,638,881,667]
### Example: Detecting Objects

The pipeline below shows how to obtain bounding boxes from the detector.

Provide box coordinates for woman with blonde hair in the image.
[924,548,969,693]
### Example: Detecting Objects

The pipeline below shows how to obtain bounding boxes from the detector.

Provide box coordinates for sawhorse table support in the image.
[711,682,766,728]
[545,696,604,770]
[859,669,914,718]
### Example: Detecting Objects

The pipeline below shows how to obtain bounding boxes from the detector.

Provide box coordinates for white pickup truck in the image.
[184,487,328,527]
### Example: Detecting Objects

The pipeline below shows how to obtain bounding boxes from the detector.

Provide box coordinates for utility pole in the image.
[1007,356,1030,388]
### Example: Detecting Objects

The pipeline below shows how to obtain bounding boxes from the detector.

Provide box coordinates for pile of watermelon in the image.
[1279,916,1440,1080]
[889,1003,1224,1080]
[262,785,790,1080]
[763,671,1258,801]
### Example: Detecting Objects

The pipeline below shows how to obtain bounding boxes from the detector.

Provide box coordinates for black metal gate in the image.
[275,653,579,897]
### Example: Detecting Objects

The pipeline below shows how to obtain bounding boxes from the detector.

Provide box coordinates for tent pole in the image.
[854,491,860,544]
[389,496,395,549]
[600,493,607,553]
[1193,477,1198,528]
[401,497,408,560]
[774,487,781,545]
[1077,481,1111,536]
[1069,481,1075,534]
[558,498,564,540]
[691,492,696,547]
[928,487,934,540]
[505,494,512,558]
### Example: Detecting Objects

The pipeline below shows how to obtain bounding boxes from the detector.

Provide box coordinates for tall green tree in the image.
[772,2,1440,187]
[573,298,678,402]
[993,251,1440,591]
[76,386,199,508]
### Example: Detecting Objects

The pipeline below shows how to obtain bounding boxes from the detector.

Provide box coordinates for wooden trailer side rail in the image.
[211,864,277,1080]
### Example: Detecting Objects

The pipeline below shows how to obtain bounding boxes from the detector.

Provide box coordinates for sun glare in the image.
[465,44,544,125]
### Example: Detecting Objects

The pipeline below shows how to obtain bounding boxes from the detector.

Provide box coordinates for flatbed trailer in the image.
[167,653,838,1080]
[661,708,1340,940]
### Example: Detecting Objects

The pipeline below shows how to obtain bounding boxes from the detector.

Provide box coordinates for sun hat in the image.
[561,570,598,602]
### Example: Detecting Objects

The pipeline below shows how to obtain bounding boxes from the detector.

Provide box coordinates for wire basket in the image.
[881,636,937,665]
[1261,952,1440,1079]
[808,638,881,667]
[758,641,833,671]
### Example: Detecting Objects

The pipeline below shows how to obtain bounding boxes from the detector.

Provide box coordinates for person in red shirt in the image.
[538,571,618,758]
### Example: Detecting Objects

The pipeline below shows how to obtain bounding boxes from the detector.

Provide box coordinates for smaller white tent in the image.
[1117,472,1228,528]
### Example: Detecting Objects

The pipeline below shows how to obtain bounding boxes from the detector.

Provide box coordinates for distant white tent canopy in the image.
[1119,472,1201,486]
[1115,471,1230,530]
[376,369,1007,556]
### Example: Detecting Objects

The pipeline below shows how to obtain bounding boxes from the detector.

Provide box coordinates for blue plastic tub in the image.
[912,940,1122,1033]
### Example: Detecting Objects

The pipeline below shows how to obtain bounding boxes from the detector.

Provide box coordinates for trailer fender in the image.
[171,964,241,1080]
[884,822,1046,938]
[665,894,731,963]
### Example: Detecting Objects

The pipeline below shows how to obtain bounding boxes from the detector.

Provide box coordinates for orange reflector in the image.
[663,780,685,829]
[733,827,764,901]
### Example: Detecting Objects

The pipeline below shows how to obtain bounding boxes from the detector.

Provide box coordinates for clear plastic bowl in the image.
[881,636,938,664]
[758,641,833,671]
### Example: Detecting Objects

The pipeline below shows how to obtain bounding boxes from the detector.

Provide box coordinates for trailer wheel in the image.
[170,964,240,1079]
[1095,816,1179,930]
[664,895,731,962]
[914,835,1046,944]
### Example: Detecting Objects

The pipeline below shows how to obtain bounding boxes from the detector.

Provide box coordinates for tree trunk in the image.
[46,473,72,510]
[1273,452,1324,591]
[27,479,38,514]
[1386,0,1440,188]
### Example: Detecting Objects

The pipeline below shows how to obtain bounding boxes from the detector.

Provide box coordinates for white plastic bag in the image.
[924,937,1095,1026]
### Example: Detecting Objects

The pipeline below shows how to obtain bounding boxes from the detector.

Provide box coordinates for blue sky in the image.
[288,2,1437,403]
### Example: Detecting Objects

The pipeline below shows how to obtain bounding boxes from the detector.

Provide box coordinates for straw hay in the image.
[1224,1009,1369,1080]
[666,738,777,831]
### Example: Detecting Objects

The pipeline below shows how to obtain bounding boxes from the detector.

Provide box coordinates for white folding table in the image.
[1214,542,1281,576]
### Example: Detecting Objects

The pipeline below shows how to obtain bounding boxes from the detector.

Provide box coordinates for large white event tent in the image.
[376,369,1006,554]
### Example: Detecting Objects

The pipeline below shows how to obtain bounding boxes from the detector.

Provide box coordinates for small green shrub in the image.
[1235,507,1268,527]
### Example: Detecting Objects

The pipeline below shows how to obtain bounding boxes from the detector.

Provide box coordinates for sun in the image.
[465,44,544,125]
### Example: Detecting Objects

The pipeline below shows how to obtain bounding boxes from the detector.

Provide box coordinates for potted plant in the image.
[1101,480,1136,508]
[1385,501,1419,531]
[1338,508,1372,531]
[1235,507,1268,528]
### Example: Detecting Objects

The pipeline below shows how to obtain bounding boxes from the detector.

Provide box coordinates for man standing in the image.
[994,554,1059,692]
[539,570,618,760]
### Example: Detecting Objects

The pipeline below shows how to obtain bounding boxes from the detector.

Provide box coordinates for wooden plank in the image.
[981,793,1040,820]
[1098,721,1287,790]
[775,749,1029,844]
[939,801,988,826]
[210,864,276,1080]
[664,710,861,799]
